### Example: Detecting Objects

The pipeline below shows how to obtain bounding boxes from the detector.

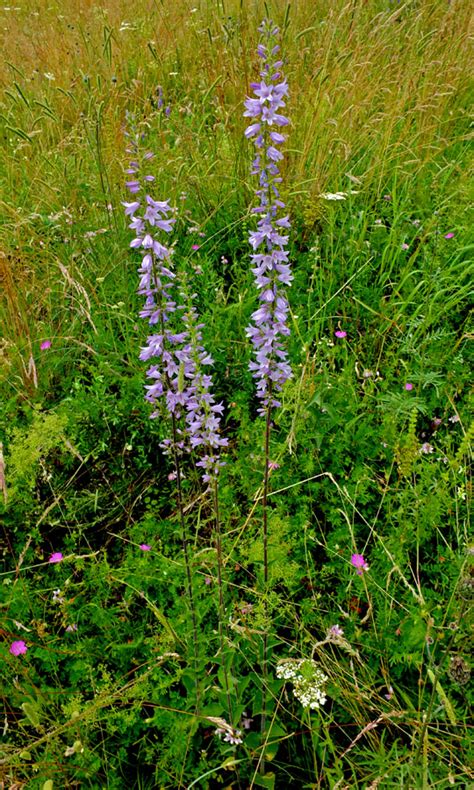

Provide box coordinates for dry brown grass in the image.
[1,1,470,195]
[0,0,471,366]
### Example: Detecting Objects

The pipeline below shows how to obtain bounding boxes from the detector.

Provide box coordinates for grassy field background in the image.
[1,1,472,788]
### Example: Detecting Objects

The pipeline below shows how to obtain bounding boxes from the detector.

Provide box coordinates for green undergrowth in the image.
[1,1,473,788]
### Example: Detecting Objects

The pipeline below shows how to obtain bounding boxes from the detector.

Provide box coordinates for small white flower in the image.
[319,191,358,201]
[419,443,434,455]
[225,729,243,745]
[215,724,243,745]
[320,192,346,201]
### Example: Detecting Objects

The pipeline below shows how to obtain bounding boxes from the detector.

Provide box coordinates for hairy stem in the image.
[213,477,234,726]
[171,414,200,710]
[260,394,272,769]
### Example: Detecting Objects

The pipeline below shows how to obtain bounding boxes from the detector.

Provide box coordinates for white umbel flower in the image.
[276,659,328,710]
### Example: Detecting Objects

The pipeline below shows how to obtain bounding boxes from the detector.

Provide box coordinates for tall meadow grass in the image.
[1,1,472,787]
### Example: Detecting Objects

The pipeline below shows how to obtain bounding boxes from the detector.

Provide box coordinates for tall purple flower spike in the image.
[244,19,292,413]
[124,121,226,480]
[123,129,182,417]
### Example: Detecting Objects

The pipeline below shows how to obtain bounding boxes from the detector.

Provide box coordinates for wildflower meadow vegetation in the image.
[0,1,472,787]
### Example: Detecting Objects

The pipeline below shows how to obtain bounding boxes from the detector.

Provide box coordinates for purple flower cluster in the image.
[157,294,228,481]
[178,295,228,481]
[244,19,292,412]
[124,125,226,480]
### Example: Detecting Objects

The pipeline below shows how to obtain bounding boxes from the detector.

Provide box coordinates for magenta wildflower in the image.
[191,244,200,250]
[139,544,151,551]
[351,553,369,575]
[444,232,454,239]
[401,243,410,250]
[65,623,78,633]
[48,552,63,564]
[40,340,52,350]
[245,19,292,413]
[10,640,28,656]
[329,624,344,637]
[334,330,347,339]
[405,382,413,391]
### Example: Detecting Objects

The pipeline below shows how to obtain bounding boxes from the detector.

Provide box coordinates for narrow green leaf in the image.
[5,125,33,142]
[14,82,30,107]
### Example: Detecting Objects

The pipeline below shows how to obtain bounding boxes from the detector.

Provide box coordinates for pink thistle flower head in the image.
[10,640,28,656]
[191,244,200,250]
[351,553,369,575]
[40,340,52,350]
[444,232,454,239]
[49,552,63,564]
[334,330,347,339]
[139,544,151,551]
[405,382,413,391]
